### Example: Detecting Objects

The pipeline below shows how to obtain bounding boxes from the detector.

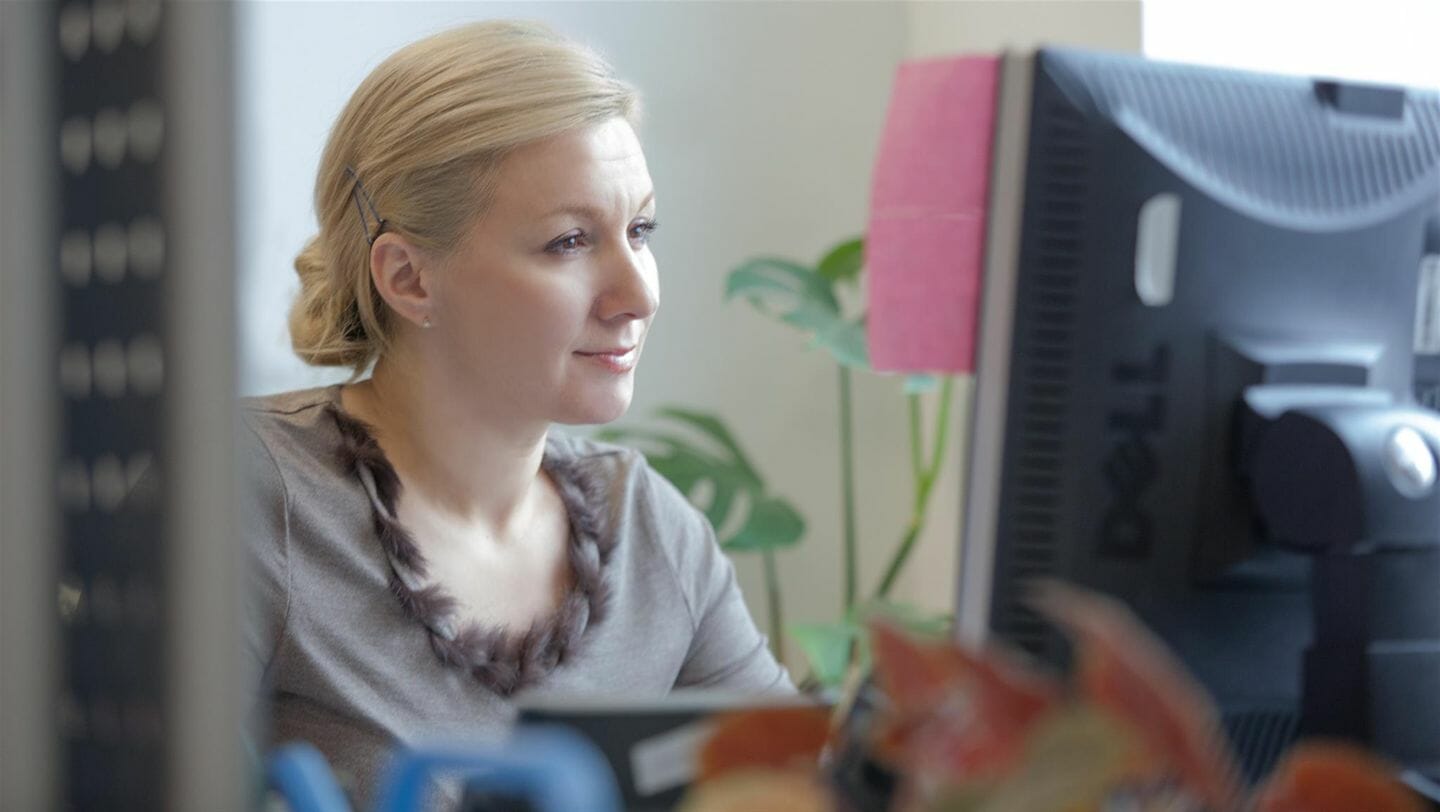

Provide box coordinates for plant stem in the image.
[928,377,957,482]
[876,521,923,602]
[876,393,931,601]
[874,377,957,600]
[762,547,785,664]
[839,365,858,614]
[908,393,924,488]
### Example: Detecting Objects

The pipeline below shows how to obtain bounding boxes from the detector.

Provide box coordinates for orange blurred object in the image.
[1255,742,1424,812]
[869,621,1060,778]
[869,620,970,711]
[678,769,834,812]
[695,706,832,782]
[1029,581,1246,811]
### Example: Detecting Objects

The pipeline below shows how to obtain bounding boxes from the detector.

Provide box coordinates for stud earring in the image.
[422,316,433,329]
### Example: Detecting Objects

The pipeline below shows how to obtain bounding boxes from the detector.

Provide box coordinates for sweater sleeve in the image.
[640,465,797,695]
[237,418,292,713]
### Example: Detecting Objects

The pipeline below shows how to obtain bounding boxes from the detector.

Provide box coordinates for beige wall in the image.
[908,0,1142,59]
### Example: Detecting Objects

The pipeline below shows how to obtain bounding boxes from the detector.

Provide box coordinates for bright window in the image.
[1144,0,1439,90]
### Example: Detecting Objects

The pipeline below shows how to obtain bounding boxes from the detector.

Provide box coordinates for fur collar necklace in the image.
[328,403,615,696]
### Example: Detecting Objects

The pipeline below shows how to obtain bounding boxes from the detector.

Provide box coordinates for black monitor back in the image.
[964,46,1440,778]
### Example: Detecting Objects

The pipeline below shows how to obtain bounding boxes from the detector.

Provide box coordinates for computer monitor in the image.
[958,46,1440,783]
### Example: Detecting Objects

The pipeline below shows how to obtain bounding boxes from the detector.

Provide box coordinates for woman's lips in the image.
[575,346,638,373]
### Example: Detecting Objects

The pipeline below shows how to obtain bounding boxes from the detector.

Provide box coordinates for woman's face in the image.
[429,116,659,426]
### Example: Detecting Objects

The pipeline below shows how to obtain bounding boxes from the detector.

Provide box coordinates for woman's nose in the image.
[597,245,659,323]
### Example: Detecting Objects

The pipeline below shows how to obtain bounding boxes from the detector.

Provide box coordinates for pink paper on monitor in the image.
[866,55,1000,374]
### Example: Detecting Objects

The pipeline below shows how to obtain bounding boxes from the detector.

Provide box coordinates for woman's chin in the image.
[555,390,634,426]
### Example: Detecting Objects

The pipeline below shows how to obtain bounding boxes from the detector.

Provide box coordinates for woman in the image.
[241,19,793,804]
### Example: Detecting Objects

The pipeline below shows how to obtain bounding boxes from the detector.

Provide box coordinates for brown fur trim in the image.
[388,571,455,620]
[472,660,520,695]
[553,591,591,665]
[376,510,427,579]
[429,625,504,668]
[328,404,612,696]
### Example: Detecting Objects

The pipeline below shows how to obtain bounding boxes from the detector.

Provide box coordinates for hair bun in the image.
[289,236,371,368]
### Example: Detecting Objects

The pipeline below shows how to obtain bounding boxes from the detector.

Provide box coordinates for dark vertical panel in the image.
[53,2,170,807]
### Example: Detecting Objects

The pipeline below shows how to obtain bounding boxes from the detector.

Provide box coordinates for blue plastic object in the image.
[267,742,353,812]
[266,725,620,812]
[371,725,619,812]
[373,725,621,812]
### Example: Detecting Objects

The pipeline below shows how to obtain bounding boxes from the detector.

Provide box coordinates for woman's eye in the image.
[629,220,659,246]
[547,232,587,254]
[547,222,657,255]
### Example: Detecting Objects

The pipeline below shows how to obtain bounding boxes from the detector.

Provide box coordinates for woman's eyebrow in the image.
[539,191,656,221]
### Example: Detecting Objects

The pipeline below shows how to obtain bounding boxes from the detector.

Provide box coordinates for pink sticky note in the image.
[866,55,1000,374]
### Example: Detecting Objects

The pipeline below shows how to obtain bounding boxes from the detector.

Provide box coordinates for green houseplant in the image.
[600,237,957,687]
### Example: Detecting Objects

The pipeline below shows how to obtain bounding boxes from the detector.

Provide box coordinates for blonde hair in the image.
[290,20,640,370]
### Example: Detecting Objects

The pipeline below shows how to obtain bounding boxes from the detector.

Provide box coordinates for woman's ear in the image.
[368,232,436,329]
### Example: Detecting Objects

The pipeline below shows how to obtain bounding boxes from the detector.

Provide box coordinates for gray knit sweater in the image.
[241,385,793,805]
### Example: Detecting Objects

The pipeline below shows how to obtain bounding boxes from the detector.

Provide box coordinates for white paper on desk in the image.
[629,719,717,798]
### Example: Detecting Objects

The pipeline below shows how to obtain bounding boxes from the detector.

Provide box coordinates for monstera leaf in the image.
[816,238,865,287]
[725,238,870,369]
[598,408,804,554]
[789,620,860,690]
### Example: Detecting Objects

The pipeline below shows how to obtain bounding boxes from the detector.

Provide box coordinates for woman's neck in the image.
[342,356,549,536]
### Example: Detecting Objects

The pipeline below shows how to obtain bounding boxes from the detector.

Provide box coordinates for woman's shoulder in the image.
[238,385,352,493]
[240,385,343,449]
[545,432,647,511]
[544,431,637,468]
[545,432,706,550]
[241,384,340,423]
[545,432,686,511]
